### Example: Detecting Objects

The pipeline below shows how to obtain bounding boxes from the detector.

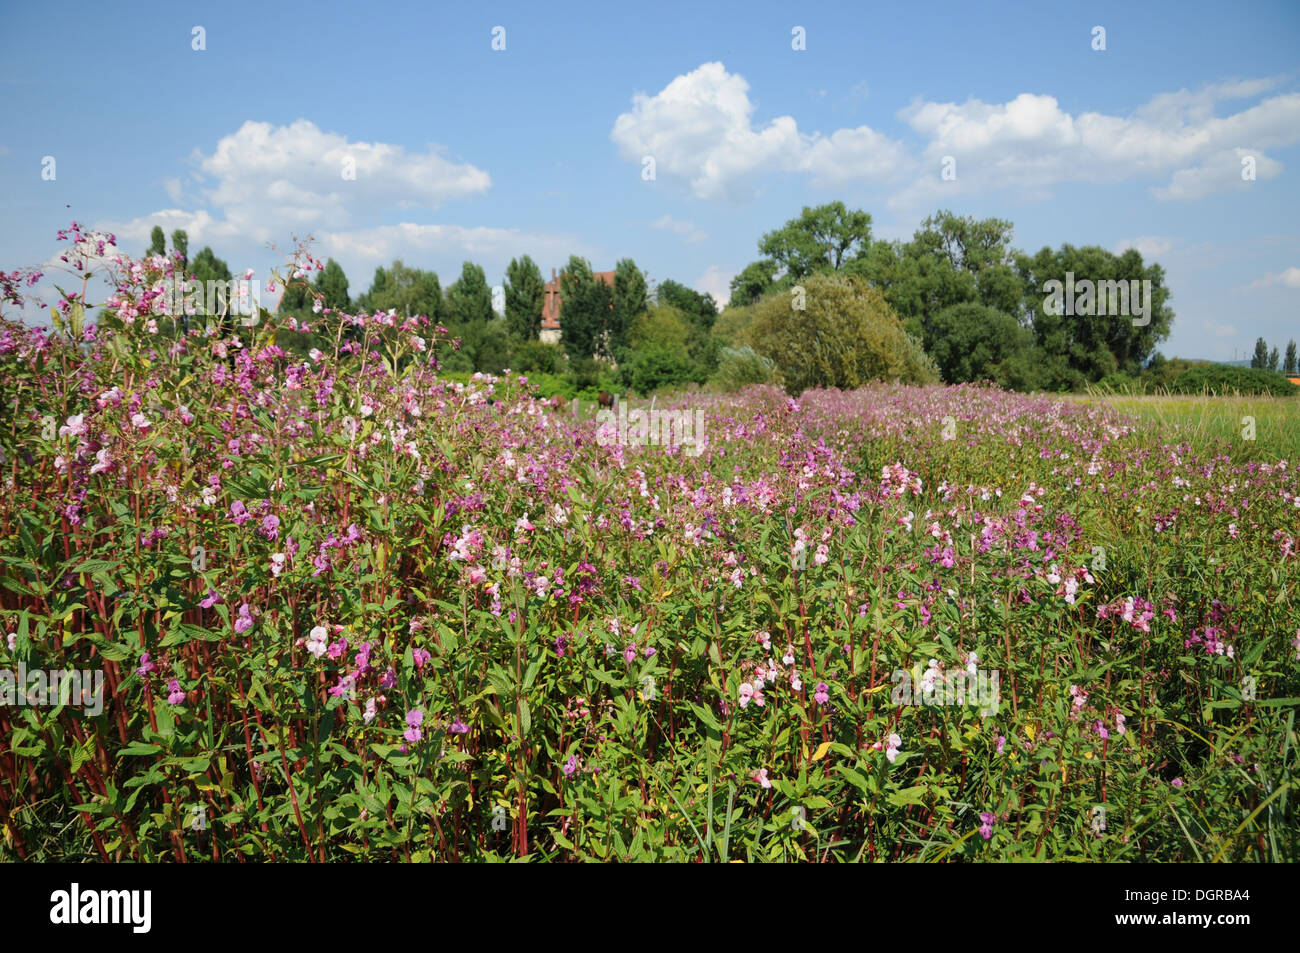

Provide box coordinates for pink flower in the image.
[814,682,829,705]
[753,768,771,789]
[166,679,186,706]
[885,733,902,764]
[233,604,255,634]
[623,644,636,666]
[199,589,222,609]
[230,500,251,526]
[738,682,754,708]
[1171,778,1184,788]
[404,709,424,743]
[327,637,347,661]
[136,652,155,676]
[130,412,150,430]
[59,414,87,439]
[89,448,113,475]
[412,647,431,669]
[978,811,996,840]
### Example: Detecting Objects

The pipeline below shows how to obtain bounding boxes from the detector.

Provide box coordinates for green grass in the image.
[1069,391,1300,462]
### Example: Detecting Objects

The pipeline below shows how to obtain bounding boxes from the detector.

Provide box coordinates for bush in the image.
[622,345,699,395]
[745,273,940,394]
[1095,372,1146,394]
[511,340,564,375]
[1171,365,1297,396]
[709,345,782,392]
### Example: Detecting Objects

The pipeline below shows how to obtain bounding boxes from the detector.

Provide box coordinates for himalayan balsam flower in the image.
[814,682,829,705]
[306,626,328,659]
[979,811,997,840]
[412,647,431,669]
[563,754,579,778]
[404,709,424,743]
[885,733,902,764]
[166,679,186,705]
[753,768,771,789]
[233,604,254,634]
[136,652,155,676]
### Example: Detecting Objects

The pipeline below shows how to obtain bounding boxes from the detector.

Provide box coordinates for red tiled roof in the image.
[541,269,615,331]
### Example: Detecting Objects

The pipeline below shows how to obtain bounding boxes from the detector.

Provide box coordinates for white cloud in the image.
[693,265,734,308]
[610,62,908,201]
[612,64,1300,207]
[1115,236,1175,257]
[194,120,491,241]
[1248,266,1300,289]
[651,214,707,243]
[901,85,1299,205]
[1203,319,1238,338]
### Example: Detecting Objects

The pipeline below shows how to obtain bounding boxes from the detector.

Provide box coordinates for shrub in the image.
[745,273,940,395]
[1171,365,1297,396]
[511,340,564,375]
[709,345,782,392]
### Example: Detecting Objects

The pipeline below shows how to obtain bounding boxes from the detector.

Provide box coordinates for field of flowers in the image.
[2,232,1297,862]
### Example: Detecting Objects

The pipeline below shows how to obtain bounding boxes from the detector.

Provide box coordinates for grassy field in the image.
[1070,392,1300,462]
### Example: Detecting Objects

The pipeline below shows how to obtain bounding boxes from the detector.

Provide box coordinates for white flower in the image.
[59,414,87,439]
[886,733,902,763]
[306,626,329,659]
[308,348,323,362]
[131,413,150,430]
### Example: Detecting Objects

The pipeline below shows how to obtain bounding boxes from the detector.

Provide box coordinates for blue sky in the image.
[1,0,1298,360]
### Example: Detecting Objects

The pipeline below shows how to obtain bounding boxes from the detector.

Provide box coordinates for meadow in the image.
[1,236,1297,863]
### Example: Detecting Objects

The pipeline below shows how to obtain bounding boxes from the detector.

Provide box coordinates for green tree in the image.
[1268,346,1280,373]
[1251,337,1269,369]
[656,279,720,371]
[359,261,445,322]
[558,256,613,360]
[926,302,1034,385]
[1285,340,1297,375]
[611,258,648,352]
[148,226,166,259]
[728,259,780,307]
[1014,244,1174,388]
[313,259,351,312]
[503,255,545,340]
[856,210,1019,344]
[170,229,189,270]
[446,261,493,325]
[757,201,874,279]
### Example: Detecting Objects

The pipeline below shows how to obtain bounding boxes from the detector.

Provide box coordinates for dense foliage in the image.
[2,229,1295,863]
